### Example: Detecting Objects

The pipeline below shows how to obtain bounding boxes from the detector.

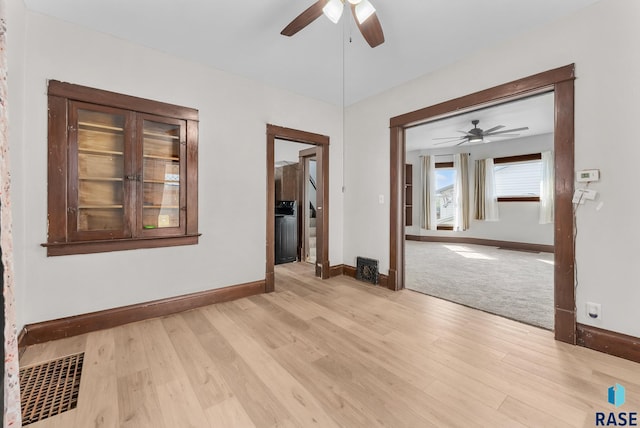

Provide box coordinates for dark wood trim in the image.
[20,279,265,347]
[436,225,454,231]
[343,264,389,288]
[497,196,541,202]
[48,80,199,120]
[47,95,68,244]
[267,124,329,146]
[405,235,554,253]
[266,124,330,289]
[553,79,576,344]
[343,264,357,278]
[435,162,454,168]
[330,264,344,277]
[390,65,575,128]
[494,153,542,164]
[390,64,576,344]
[18,327,27,357]
[42,234,200,256]
[389,126,404,291]
[577,324,640,364]
[266,132,276,293]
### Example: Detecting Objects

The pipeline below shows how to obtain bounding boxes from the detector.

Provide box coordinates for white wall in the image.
[275,140,314,164]
[10,10,344,326]
[7,0,28,329]
[406,134,554,245]
[344,0,640,337]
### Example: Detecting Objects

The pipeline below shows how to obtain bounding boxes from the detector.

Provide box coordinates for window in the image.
[493,153,542,202]
[43,81,199,256]
[435,162,455,229]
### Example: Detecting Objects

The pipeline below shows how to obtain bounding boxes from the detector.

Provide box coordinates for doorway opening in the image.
[266,124,330,293]
[299,148,318,265]
[389,65,576,343]
[404,92,556,330]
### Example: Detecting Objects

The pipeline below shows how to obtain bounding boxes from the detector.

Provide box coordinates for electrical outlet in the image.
[586,302,602,320]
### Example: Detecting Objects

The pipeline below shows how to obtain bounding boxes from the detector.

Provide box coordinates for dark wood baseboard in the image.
[343,265,357,278]
[19,279,265,348]
[18,327,28,357]
[343,264,389,288]
[554,308,576,344]
[330,264,344,277]
[405,235,554,253]
[576,323,640,364]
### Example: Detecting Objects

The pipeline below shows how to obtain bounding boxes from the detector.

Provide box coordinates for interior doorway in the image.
[299,147,318,264]
[266,124,330,293]
[389,65,576,344]
[403,92,556,330]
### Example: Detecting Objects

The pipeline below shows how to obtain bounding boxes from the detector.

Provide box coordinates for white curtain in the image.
[421,155,436,230]
[474,158,499,221]
[453,153,470,231]
[539,150,554,224]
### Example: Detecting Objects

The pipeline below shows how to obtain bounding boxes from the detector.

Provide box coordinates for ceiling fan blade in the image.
[281,0,328,37]
[486,133,521,138]
[433,139,464,146]
[483,125,504,134]
[350,4,385,48]
[486,127,529,136]
[433,136,463,140]
[455,140,469,146]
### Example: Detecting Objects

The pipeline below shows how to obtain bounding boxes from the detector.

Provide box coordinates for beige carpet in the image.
[405,241,554,330]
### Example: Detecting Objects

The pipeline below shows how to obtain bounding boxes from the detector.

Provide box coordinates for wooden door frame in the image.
[388,65,576,344]
[266,124,330,292]
[298,147,318,264]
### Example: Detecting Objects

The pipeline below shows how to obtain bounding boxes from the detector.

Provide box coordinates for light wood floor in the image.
[21,263,640,427]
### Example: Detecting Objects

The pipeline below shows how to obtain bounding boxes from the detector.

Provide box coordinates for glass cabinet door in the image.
[140,116,186,235]
[69,103,132,240]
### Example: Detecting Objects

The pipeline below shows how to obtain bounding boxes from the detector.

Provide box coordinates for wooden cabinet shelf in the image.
[78,121,124,132]
[45,80,199,256]
[405,164,413,226]
[143,154,180,161]
[78,148,124,156]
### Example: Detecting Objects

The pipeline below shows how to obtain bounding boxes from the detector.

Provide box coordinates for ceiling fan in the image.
[433,120,529,146]
[281,0,385,48]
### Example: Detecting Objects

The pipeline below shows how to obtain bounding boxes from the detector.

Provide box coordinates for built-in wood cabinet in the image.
[44,81,199,256]
[405,164,413,226]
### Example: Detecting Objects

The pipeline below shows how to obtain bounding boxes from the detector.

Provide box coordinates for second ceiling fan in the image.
[281,0,385,48]
[434,120,529,146]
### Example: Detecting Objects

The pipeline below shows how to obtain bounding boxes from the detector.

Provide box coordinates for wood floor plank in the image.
[116,369,166,428]
[204,396,256,428]
[162,313,233,409]
[74,329,119,428]
[204,304,341,428]
[19,263,640,428]
[193,321,295,426]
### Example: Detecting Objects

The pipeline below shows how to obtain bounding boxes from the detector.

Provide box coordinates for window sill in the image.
[41,234,200,256]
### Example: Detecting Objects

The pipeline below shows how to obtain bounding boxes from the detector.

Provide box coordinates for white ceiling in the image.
[24,0,600,106]
[405,91,555,152]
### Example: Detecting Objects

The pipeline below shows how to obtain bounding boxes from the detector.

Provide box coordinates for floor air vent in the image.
[356,257,379,285]
[20,352,85,425]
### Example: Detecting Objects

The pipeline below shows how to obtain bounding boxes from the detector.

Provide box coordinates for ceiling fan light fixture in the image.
[323,0,344,24]
[468,136,483,143]
[355,0,376,24]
